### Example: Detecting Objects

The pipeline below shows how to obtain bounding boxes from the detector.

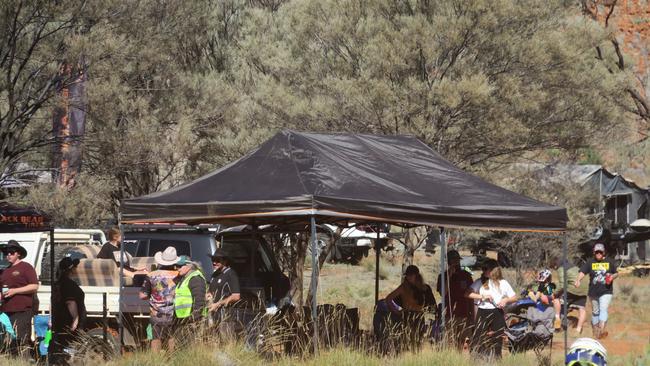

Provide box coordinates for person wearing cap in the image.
[0,240,39,357]
[50,257,86,364]
[139,246,180,352]
[436,250,474,349]
[174,256,207,324]
[575,243,618,339]
[550,256,589,335]
[207,248,241,338]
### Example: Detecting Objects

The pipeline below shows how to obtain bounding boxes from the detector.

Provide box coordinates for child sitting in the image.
[528,269,562,330]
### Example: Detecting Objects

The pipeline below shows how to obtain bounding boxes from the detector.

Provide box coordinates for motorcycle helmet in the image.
[537,269,552,282]
[565,338,607,366]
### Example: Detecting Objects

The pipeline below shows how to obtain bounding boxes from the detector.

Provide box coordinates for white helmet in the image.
[537,269,552,282]
[566,338,607,366]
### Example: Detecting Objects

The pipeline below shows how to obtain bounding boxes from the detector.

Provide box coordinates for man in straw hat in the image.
[139,246,179,352]
[0,240,39,358]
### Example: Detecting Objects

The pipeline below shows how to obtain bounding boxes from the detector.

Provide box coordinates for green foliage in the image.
[3,0,637,227]
[13,173,114,227]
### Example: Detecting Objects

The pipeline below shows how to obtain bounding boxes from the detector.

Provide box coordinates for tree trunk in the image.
[289,232,308,309]
[52,61,86,188]
[305,228,341,307]
[400,227,427,274]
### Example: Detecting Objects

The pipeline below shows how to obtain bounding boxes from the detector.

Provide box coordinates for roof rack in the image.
[123,222,221,232]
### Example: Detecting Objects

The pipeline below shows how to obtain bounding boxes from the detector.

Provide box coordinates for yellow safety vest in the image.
[174,270,207,319]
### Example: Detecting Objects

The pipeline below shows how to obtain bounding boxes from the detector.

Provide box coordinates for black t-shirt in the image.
[96,242,119,260]
[96,242,135,271]
[580,258,617,297]
[209,267,240,302]
[52,277,86,332]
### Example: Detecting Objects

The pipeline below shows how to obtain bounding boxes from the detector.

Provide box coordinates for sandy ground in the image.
[305,249,650,358]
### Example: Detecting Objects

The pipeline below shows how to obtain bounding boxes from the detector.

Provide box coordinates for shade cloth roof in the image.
[121,130,567,232]
[0,201,51,233]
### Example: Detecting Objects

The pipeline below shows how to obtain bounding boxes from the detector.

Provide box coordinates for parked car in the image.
[1,224,289,360]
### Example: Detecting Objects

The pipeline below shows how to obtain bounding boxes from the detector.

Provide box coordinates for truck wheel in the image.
[70,327,119,364]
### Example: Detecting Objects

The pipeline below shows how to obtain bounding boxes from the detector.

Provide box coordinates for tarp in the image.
[121,130,567,232]
[0,201,51,233]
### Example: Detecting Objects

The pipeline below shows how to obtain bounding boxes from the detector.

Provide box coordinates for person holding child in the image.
[467,266,517,359]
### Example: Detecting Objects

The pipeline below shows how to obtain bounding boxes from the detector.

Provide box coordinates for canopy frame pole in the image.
[49,227,55,350]
[374,223,380,305]
[439,228,447,338]
[118,211,125,354]
[562,233,569,361]
[310,215,319,355]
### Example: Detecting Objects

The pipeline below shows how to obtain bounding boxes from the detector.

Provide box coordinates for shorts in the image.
[567,292,587,308]
[151,321,174,341]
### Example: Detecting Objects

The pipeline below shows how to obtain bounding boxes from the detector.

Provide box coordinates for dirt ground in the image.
[307,249,650,359]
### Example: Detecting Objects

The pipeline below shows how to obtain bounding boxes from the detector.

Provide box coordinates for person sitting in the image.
[384,265,435,346]
[528,269,561,330]
[97,227,147,279]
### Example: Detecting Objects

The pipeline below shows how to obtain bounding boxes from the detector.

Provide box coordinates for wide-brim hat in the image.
[2,240,27,258]
[154,246,180,266]
[209,248,231,262]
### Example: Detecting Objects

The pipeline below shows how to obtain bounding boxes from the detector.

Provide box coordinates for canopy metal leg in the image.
[563,233,569,360]
[439,228,447,338]
[310,216,319,354]
[118,212,125,353]
[49,227,55,348]
[375,223,380,305]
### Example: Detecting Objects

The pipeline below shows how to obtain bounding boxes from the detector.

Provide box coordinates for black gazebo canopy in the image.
[122,130,567,231]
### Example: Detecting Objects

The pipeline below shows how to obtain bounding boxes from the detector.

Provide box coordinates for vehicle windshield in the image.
[0,251,8,270]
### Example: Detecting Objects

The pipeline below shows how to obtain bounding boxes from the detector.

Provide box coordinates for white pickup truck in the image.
[0,229,150,352]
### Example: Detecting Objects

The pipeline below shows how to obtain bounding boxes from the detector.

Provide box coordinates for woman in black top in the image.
[50,257,86,364]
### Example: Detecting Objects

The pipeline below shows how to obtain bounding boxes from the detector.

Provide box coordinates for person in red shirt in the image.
[436,250,474,349]
[1,240,39,357]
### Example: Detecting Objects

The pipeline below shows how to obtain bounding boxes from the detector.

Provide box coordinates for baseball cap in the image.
[176,255,191,266]
[593,243,605,253]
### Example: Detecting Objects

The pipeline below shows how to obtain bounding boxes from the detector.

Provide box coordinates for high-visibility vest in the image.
[174,270,207,319]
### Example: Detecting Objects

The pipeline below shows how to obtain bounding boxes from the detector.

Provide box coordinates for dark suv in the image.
[125,226,289,303]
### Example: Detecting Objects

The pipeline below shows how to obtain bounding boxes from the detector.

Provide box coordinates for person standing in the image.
[0,240,39,358]
[139,246,179,352]
[436,250,474,349]
[207,249,241,338]
[575,243,618,339]
[50,257,86,364]
[467,266,517,359]
[467,259,498,320]
[550,256,589,334]
[174,256,207,324]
